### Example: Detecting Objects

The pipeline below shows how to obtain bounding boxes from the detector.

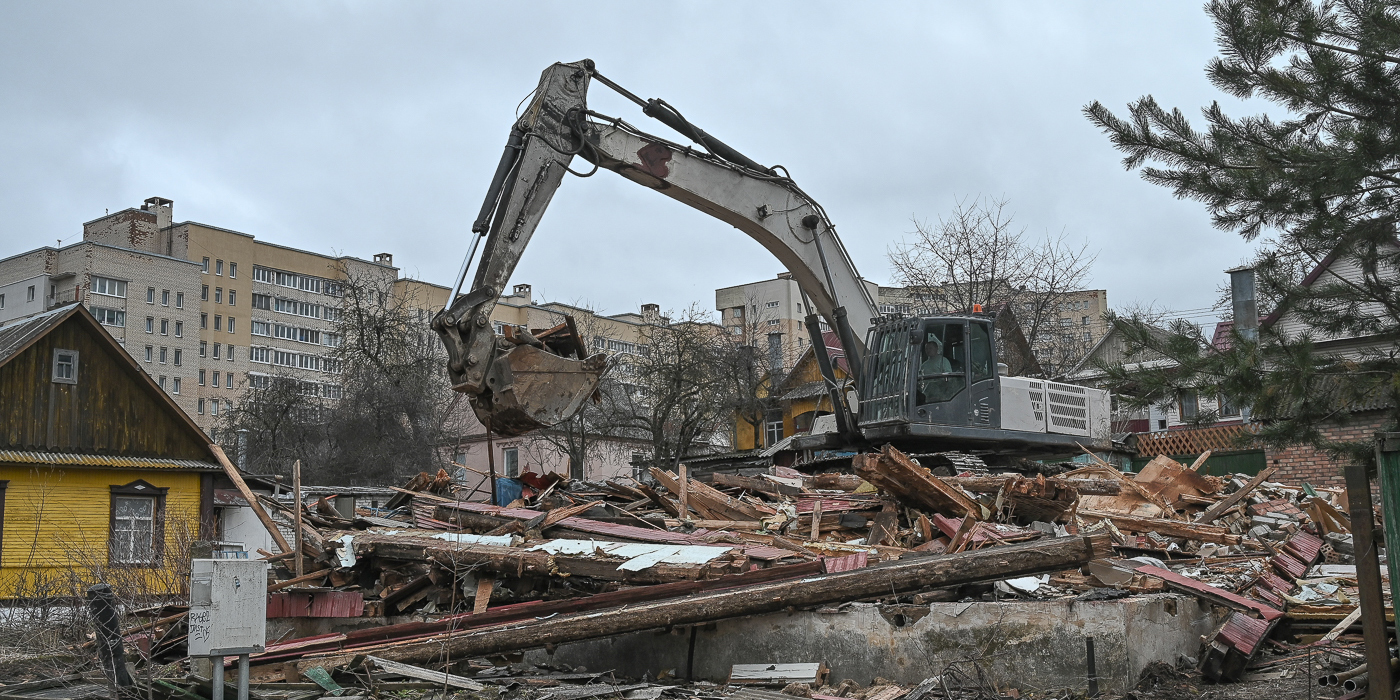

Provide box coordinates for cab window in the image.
[917,322,964,404]
[969,321,994,382]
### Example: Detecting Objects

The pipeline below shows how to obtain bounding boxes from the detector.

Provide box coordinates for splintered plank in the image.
[853,445,980,518]
[1197,467,1278,524]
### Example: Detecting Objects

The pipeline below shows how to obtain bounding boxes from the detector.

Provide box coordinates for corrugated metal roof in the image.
[1216,611,1273,655]
[0,450,220,470]
[0,305,78,367]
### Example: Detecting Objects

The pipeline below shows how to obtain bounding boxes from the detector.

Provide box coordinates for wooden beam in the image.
[366,656,484,691]
[374,534,1112,665]
[853,445,980,518]
[267,569,330,593]
[1080,509,1242,545]
[946,476,1122,496]
[292,459,304,578]
[209,444,291,553]
[1189,450,1213,472]
[1197,467,1277,524]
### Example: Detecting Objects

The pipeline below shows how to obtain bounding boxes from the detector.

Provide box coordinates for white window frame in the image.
[52,349,77,384]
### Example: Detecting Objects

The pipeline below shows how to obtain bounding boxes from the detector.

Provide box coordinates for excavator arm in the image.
[434,59,879,437]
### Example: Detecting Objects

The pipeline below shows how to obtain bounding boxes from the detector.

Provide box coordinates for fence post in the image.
[87,583,133,691]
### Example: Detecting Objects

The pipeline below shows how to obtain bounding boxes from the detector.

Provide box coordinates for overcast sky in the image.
[0,2,1261,327]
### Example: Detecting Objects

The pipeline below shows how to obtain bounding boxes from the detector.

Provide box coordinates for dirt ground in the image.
[1126,654,1357,700]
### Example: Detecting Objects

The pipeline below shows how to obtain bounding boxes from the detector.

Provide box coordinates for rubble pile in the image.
[14,446,1380,698]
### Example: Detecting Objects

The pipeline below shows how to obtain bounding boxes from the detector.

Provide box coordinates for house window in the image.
[214,315,222,331]
[93,307,125,327]
[198,398,205,414]
[174,321,183,337]
[202,285,209,301]
[229,262,237,278]
[160,319,168,335]
[731,308,743,318]
[210,400,218,416]
[765,301,780,308]
[175,292,183,309]
[172,377,181,394]
[213,343,221,360]
[91,277,127,298]
[144,346,153,362]
[1219,394,1240,417]
[226,345,235,361]
[214,288,222,304]
[765,418,784,447]
[202,257,210,273]
[226,373,234,389]
[227,317,235,334]
[173,349,182,366]
[26,286,34,302]
[199,341,207,357]
[212,371,220,387]
[158,375,166,389]
[159,347,167,364]
[145,317,154,333]
[215,260,224,276]
[228,290,236,306]
[198,369,206,385]
[161,290,169,306]
[146,287,155,304]
[1178,390,1199,421]
[1158,419,1167,430]
[503,447,520,478]
[200,313,207,329]
[110,482,166,566]
[52,349,77,384]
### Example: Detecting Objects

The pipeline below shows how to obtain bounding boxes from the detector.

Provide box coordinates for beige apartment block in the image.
[0,197,448,435]
[715,273,880,372]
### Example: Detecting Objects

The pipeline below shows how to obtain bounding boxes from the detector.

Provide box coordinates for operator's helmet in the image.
[923,335,943,358]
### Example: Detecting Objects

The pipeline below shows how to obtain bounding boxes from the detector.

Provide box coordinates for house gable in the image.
[0,305,210,459]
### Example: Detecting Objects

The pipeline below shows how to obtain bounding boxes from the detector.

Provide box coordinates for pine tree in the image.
[1084,0,1400,464]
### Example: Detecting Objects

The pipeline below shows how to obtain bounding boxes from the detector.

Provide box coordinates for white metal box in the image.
[1043,381,1092,437]
[188,558,268,657]
[1086,385,1112,440]
[998,376,1047,433]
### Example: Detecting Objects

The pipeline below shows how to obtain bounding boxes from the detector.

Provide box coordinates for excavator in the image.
[431,60,1111,465]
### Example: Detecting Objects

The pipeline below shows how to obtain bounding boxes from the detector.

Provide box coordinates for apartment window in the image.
[1082,331,1091,341]
[729,326,743,336]
[159,347,167,364]
[160,319,168,335]
[145,317,154,334]
[323,333,342,348]
[197,398,204,414]
[213,343,221,360]
[175,292,183,309]
[161,290,169,306]
[251,321,270,336]
[91,277,127,298]
[214,315,222,331]
[174,321,183,337]
[731,307,743,318]
[146,287,155,304]
[199,341,207,357]
[198,370,206,385]
[93,307,125,327]
[144,346,153,362]
[250,347,269,363]
[225,373,234,389]
[172,377,181,394]
[200,314,207,329]
[229,262,237,278]
[0,294,5,308]
[212,371,220,388]
[226,345,235,361]
[201,285,209,301]
[201,257,209,273]
[158,375,166,389]
[215,259,224,276]
[765,301,780,308]
[228,290,236,306]
[767,319,780,326]
[52,349,78,384]
[210,400,218,416]
[1178,390,1200,421]
[503,447,520,478]
[214,288,222,304]
[26,286,34,302]
[173,349,182,366]
[227,317,235,334]
[251,294,271,311]
[1219,394,1241,418]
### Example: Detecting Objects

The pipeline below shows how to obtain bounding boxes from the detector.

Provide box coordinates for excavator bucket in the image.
[469,344,607,437]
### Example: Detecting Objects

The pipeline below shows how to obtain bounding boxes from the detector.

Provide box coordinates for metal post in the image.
[1375,433,1400,613]
[210,657,223,700]
[486,418,497,505]
[86,584,132,690]
[292,460,304,578]
[237,654,249,700]
[1343,463,1393,700]
[1085,636,1099,697]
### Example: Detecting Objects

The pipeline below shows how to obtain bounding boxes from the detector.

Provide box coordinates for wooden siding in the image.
[0,315,208,459]
[0,466,202,597]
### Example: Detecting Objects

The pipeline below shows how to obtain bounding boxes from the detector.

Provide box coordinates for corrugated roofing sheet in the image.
[0,450,220,470]
[1216,611,1273,655]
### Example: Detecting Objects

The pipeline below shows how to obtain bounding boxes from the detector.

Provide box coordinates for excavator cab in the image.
[859,315,1001,433]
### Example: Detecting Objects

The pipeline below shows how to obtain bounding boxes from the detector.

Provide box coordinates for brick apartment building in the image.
[0,197,449,436]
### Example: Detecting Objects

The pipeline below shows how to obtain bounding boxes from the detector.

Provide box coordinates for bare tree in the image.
[597,304,730,469]
[887,195,1097,376]
[713,293,785,449]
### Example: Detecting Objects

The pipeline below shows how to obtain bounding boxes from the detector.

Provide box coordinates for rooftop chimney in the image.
[512,283,532,303]
[641,303,662,324]
[373,253,394,266]
[1227,266,1258,342]
[142,197,173,229]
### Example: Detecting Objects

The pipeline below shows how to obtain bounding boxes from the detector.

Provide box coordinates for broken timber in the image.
[371,534,1111,665]
[853,445,980,518]
[1078,509,1242,545]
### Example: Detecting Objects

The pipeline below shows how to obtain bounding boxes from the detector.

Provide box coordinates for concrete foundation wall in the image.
[523,594,1216,695]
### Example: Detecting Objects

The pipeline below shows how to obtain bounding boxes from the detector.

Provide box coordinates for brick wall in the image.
[1263,409,1391,488]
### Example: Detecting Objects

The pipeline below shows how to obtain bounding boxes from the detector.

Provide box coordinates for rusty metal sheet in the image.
[1271,552,1309,580]
[1216,611,1274,655]
[1285,531,1324,565]
[1135,565,1284,621]
[820,552,868,573]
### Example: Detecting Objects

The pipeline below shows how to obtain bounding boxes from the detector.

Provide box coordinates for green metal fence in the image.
[1129,449,1267,476]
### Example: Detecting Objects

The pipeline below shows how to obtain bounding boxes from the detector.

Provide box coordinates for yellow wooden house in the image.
[0,304,219,598]
[734,331,853,451]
